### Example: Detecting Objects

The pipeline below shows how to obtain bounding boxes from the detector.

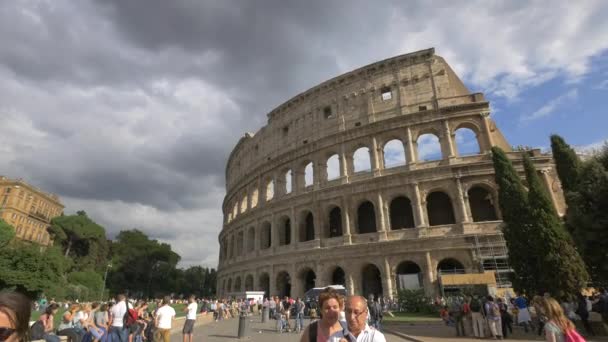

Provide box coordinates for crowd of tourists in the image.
[437,288,608,340]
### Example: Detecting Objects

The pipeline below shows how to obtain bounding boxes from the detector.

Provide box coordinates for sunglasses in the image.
[0,327,16,342]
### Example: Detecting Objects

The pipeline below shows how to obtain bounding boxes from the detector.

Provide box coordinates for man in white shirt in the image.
[109,294,130,342]
[182,295,197,342]
[155,296,176,342]
[344,296,386,342]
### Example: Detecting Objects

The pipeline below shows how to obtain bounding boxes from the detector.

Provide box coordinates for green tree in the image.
[550,134,582,192]
[491,147,539,295]
[522,155,588,299]
[67,270,104,301]
[0,219,16,247]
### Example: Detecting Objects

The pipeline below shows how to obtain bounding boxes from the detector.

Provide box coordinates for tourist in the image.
[282,296,292,331]
[154,296,175,342]
[182,295,197,342]
[57,304,84,342]
[94,303,109,342]
[269,297,277,320]
[343,296,386,342]
[31,303,61,342]
[497,298,512,338]
[484,296,502,340]
[294,298,305,333]
[514,293,532,333]
[533,295,547,336]
[367,295,382,331]
[82,303,105,342]
[576,293,594,336]
[448,297,465,337]
[469,296,485,338]
[109,294,131,342]
[439,306,453,326]
[542,297,585,342]
[299,287,347,342]
[0,291,31,342]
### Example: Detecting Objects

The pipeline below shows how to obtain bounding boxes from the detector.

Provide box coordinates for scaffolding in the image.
[471,234,513,288]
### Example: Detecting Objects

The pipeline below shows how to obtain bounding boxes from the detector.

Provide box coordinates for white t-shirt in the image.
[110,301,130,327]
[156,305,176,329]
[186,303,198,320]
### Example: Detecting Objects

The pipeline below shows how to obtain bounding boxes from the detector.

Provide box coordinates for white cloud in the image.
[595,79,608,90]
[521,89,578,123]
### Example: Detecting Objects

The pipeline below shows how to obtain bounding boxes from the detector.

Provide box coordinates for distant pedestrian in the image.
[154,297,175,342]
[182,295,197,342]
[484,296,502,340]
[469,296,485,338]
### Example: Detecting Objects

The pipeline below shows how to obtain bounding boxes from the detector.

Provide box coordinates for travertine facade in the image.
[0,176,64,246]
[217,48,565,299]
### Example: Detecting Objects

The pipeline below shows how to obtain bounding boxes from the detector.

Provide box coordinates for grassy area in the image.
[30,303,189,325]
[383,311,441,323]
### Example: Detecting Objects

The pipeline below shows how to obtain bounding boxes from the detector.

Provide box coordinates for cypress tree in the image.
[491,147,539,295]
[550,134,581,192]
[523,154,589,299]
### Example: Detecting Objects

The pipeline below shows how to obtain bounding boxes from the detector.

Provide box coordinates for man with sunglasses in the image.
[344,296,386,342]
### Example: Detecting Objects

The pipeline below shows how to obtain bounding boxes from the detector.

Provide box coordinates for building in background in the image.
[0,176,64,246]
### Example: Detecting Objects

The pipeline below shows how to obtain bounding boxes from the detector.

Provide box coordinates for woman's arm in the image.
[545,329,557,342]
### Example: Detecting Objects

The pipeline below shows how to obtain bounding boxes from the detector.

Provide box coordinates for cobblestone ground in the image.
[170,316,411,341]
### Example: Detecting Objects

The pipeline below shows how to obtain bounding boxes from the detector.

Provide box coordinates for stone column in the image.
[412,183,427,227]
[371,137,382,176]
[317,160,328,188]
[313,202,322,241]
[346,267,357,296]
[376,192,388,240]
[340,146,349,180]
[480,111,494,151]
[424,251,436,297]
[269,268,276,297]
[441,120,456,158]
[383,257,394,299]
[455,177,470,223]
[290,207,297,247]
[406,127,417,164]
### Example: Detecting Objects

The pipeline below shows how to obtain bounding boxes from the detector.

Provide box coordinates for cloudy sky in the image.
[1,0,607,267]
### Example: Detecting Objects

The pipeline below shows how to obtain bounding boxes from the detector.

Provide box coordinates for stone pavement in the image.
[170,315,411,341]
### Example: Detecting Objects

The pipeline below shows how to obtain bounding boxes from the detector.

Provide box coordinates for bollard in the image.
[262,307,269,323]
[238,311,248,339]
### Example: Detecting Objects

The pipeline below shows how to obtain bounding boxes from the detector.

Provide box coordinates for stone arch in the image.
[247,227,255,253]
[259,273,270,297]
[240,195,248,213]
[353,146,372,172]
[236,231,244,255]
[454,127,481,156]
[300,211,315,242]
[278,215,292,245]
[266,179,275,201]
[426,191,456,226]
[361,263,383,299]
[437,258,466,274]
[234,276,242,292]
[285,169,293,194]
[245,274,254,291]
[468,186,498,222]
[331,266,346,286]
[251,188,259,208]
[276,271,291,298]
[304,161,314,187]
[395,261,422,290]
[232,202,238,218]
[299,268,317,293]
[328,206,343,238]
[357,200,377,234]
[326,154,340,181]
[417,133,442,161]
[226,278,233,293]
[383,139,406,168]
[260,221,272,249]
[389,196,415,229]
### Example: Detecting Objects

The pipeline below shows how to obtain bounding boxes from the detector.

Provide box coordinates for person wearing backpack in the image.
[542,297,586,342]
[31,303,61,342]
[154,297,175,342]
[108,294,132,342]
[484,296,503,340]
[469,296,485,338]
[299,287,347,342]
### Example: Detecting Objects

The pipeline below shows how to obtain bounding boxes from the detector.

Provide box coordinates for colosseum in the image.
[217,48,565,300]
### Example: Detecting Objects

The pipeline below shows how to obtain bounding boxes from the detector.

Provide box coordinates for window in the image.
[381,87,392,101]
[282,126,289,136]
[323,106,333,119]
[418,105,427,111]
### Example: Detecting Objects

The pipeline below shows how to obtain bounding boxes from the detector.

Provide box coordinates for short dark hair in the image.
[318,287,344,310]
[0,291,32,342]
[162,296,171,305]
[44,303,59,315]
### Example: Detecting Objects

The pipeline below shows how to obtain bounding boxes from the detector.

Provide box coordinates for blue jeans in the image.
[295,313,304,332]
[109,327,128,342]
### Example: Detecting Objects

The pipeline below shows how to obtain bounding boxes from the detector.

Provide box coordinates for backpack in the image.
[470,299,481,312]
[565,329,586,342]
[30,320,45,340]
[308,320,348,342]
[491,303,500,317]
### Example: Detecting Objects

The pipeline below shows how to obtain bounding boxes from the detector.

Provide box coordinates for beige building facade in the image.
[0,176,64,246]
[216,48,565,299]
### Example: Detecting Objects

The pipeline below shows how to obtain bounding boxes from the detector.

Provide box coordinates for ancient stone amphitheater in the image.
[217,48,564,300]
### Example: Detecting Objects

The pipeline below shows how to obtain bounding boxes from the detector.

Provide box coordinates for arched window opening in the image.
[240,196,248,213]
[300,212,315,242]
[396,261,422,290]
[304,162,314,187]
[232,203,238,218]
[245,275,254,291]
[455,127,480,156]
[426,192,456,226]
[357,201,377,234]
[326,154,340,180]
[468,186,498,222]
[389,196,415,229]
[361,264,383,299]
[276,271,291,298]
[229,235,235,258]
[285,170,292,194]
[234,277,242,292]
[279,217,291,245]
[417,133,442,161]
[266,180,274,201]
[437,258,465,274]
[300,268,316,293]
[328,207,343,238]
[251,188,259,208]
[259,273,270,298]
[261,222,272,249]
[236,231,244,255]
[332,267,346,286]
[383,139,406,168]
[247,227,255,253]
[353,147,372,173]
[226,278,232,293]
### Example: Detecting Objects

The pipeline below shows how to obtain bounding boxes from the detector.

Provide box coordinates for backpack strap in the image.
[308,321,318,342]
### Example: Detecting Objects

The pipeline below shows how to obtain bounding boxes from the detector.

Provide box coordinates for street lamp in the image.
[100,263,112,301]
